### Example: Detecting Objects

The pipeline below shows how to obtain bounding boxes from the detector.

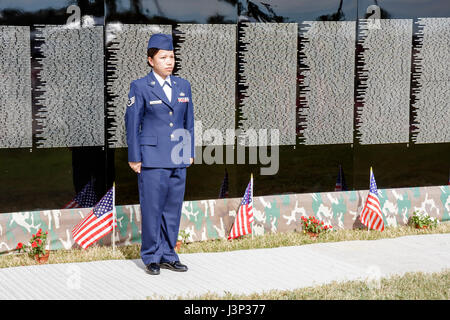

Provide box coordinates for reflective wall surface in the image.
[0,0,449,213]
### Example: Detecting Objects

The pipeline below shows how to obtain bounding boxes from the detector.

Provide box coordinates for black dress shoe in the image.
[160,261,188,272]
[145,263,160,275]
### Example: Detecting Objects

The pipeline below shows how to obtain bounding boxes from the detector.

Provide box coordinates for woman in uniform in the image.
[125,33,194,275]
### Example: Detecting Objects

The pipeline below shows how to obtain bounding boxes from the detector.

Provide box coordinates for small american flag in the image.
[228,175,254,240]
[63,179,97,209]
[72,186,116,249]
[359,168,384,231]
[335,164,348,191]
[218,169,229,198]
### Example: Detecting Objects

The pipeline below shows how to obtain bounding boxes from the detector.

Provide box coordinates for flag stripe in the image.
[367,196,380,207]
[248,207,254,223]
[359,168,385,231]
[72,187,115,249]
[367,195,380,206]
[369,217,376,229]
[371,215,380,230]
[365,210,372,226]
[360,197,384,231]
[239,208,245,236]
[72,212,95,236]
[368,210,376,227]
[72,212,96,237]
[228,179,253,240]
[63,200,79,209]
[373,216,382,230]
[79,217,115,249]
[366,203,380,213]
[363,209,371,225]
[77,215,117,249]
[80,221,113,248]
[243,206,248,234]
[73,212,113,243]
[73,215,112,245]
[72,211,96,232]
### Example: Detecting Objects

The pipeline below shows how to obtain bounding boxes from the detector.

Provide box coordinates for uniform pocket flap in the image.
[140,136,157,146]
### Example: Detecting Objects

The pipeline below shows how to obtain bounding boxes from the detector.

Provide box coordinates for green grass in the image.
[176,269,450,300]
[176,222,450,254]
[1,222,449,269]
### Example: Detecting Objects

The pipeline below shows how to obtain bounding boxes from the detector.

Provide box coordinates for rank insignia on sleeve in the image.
[127,96,135,107]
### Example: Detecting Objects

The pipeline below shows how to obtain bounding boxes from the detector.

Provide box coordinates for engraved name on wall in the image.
[356,19,412,145]
[412,18,450,144]
[299,21,355,145]
[106,24,172,148]
[239,23,298,146]
[175,24,236,147]
[0,26,32,148]
[35,25,105,148]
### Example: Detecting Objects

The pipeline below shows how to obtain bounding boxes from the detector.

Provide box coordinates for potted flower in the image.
[16,228,50,263]
[300,216,333,239]
[176,230,190,251]
[409,211,438,230]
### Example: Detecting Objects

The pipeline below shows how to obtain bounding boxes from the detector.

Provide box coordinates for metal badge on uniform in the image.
[180,92,185,96]
[177,97,189,103]
[127,96,135,107]
[149,100,162,105]
[150,81,156,86]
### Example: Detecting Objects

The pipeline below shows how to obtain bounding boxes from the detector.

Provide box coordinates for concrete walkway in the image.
[0,233,449,300]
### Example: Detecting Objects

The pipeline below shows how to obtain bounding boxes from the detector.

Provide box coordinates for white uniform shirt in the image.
[153,72,172,102]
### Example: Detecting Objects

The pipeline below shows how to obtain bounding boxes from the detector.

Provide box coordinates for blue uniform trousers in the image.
[138,167,186,265]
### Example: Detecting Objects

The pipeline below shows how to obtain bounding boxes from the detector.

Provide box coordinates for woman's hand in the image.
[190,158,194,166]
[128,161,142,174]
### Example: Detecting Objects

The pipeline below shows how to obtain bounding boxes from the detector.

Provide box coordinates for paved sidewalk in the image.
[0,233,449,300]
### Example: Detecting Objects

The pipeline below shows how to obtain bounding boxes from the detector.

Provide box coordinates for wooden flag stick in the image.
[112,182,116,252]
[368,167,371,233]
[251,173,254,240]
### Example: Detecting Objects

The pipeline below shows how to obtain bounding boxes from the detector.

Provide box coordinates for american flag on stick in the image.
[72,186,117,249]
[359,167,384,231]
[228,174,254,240]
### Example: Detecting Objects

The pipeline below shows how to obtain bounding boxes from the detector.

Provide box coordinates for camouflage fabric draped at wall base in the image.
[1,185,449,254]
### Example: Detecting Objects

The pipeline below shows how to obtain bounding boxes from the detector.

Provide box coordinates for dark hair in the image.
[147,48,159,67]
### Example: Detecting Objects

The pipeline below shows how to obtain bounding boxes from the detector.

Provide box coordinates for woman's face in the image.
[148,49,175,79]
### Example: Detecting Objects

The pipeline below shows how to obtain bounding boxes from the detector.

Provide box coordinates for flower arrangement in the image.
[16,228,49,258]
[175,229,190,251]
[300,216,333,235]
[178,229,190,244]
[409,211,438,229]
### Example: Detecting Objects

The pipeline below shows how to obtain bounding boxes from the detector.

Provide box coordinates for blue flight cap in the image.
[147,33,174,50]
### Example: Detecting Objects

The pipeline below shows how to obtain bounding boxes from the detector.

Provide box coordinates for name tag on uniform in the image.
[149,100,162,105]
[177,97,189,103]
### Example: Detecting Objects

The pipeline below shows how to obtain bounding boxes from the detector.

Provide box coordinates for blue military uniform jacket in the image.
[125,71,195,168]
